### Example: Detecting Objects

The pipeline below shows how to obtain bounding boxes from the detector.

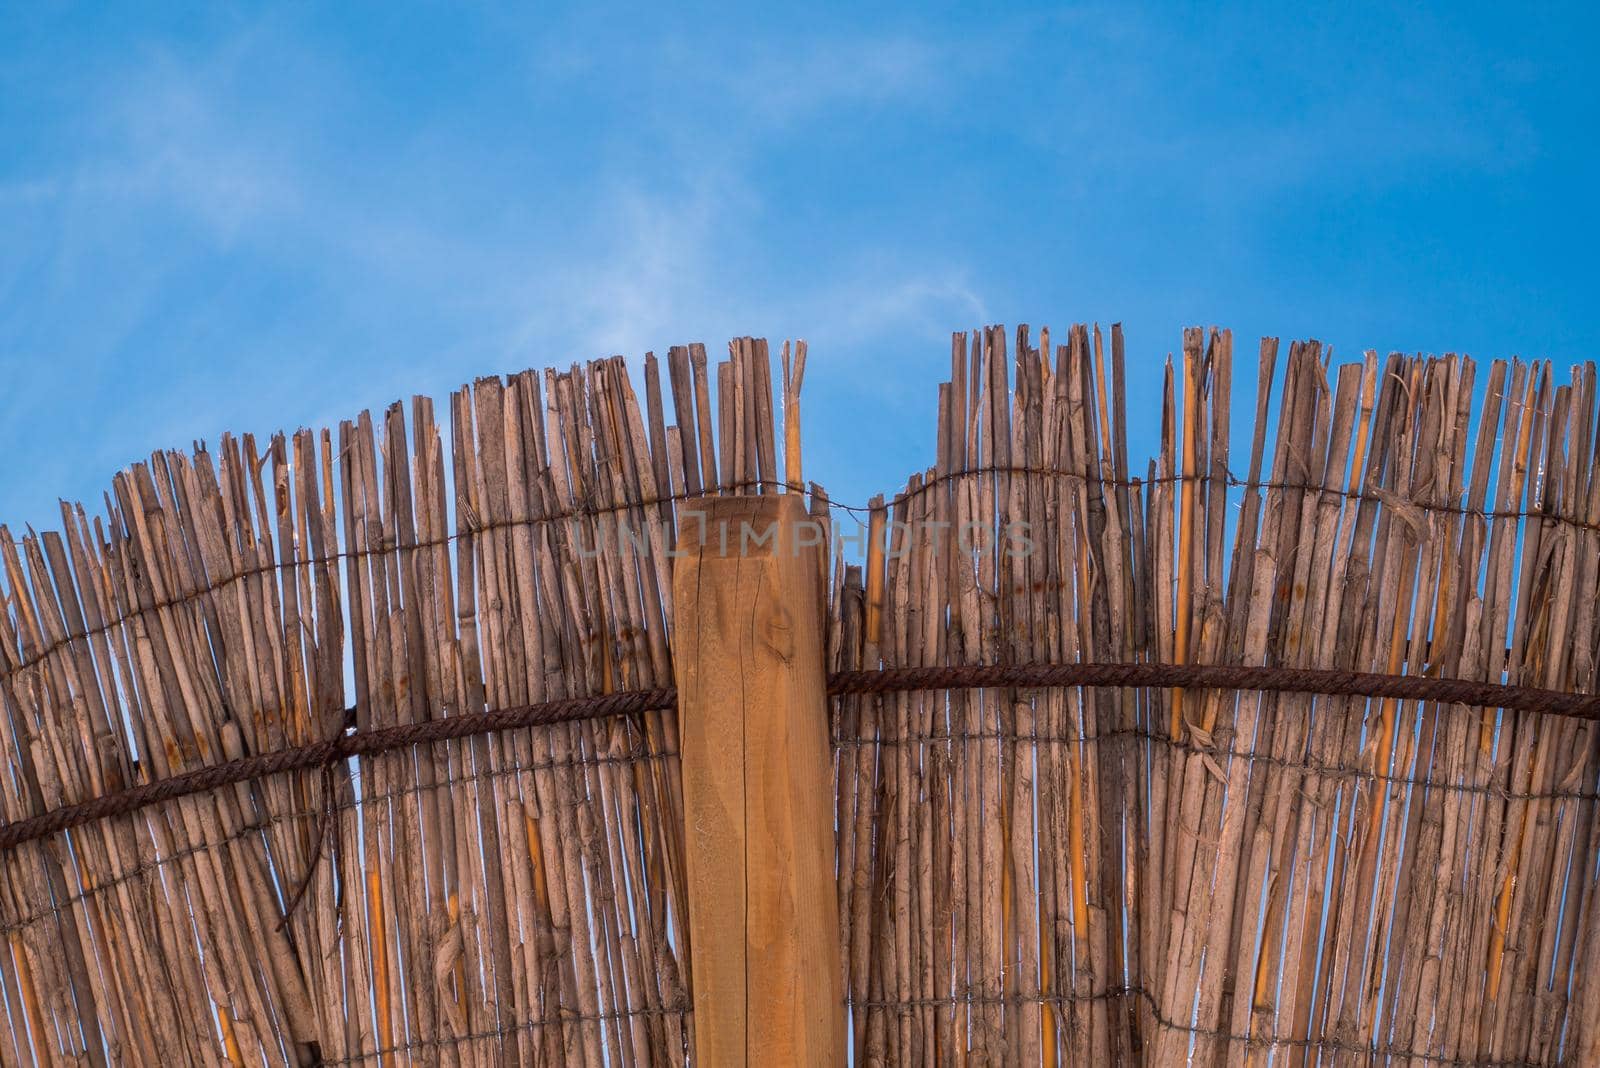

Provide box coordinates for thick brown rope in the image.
[832,661,1600,715]
[0,688,672,852]
[4,661,1599,853]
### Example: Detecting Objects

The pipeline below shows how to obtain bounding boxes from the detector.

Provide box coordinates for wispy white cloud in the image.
[100,67,303,242]
[15,3,1562,535]
[0,9,992,534]
[516,170,757,358]
[824,269,987,344]
[717,34,946,125]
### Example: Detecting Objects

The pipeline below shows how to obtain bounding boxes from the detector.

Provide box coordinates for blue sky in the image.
[2,3,1597,532]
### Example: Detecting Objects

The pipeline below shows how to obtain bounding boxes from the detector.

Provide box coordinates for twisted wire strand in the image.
[4,661,1597,852]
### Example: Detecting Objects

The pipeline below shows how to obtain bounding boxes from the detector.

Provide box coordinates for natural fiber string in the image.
[5,660,1599,853]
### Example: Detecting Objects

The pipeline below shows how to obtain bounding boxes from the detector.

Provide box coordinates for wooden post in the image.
[673,493,844,1067]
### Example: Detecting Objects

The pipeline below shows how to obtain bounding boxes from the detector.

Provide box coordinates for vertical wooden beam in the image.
[674,494,844,1067]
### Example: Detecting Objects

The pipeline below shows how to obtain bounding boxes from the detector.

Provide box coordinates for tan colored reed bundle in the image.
[831,325,1600,1067]
[2,325,1599,1066]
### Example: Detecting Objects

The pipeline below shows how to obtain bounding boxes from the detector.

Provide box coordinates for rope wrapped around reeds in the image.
[4,325,1600,1067]
[4,661,1599,852]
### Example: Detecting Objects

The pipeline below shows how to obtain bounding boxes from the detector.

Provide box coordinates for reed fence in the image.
[1,325,1598,1066]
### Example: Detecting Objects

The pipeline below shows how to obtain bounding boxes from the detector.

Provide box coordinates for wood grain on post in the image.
[673,493,844,1067]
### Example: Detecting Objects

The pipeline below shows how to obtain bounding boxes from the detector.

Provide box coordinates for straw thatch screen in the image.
[2,325,1598,1066]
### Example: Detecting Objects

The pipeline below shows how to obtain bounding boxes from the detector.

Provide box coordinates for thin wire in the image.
[844,726,1598,803]
[6,714,1588,940]
[3,462,1593,694]
[850,985,1557,1067]
[316,1003,692,1066]
[0,745,678,937]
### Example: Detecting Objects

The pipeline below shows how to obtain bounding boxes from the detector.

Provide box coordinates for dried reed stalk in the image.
[3,325,1599,1068]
